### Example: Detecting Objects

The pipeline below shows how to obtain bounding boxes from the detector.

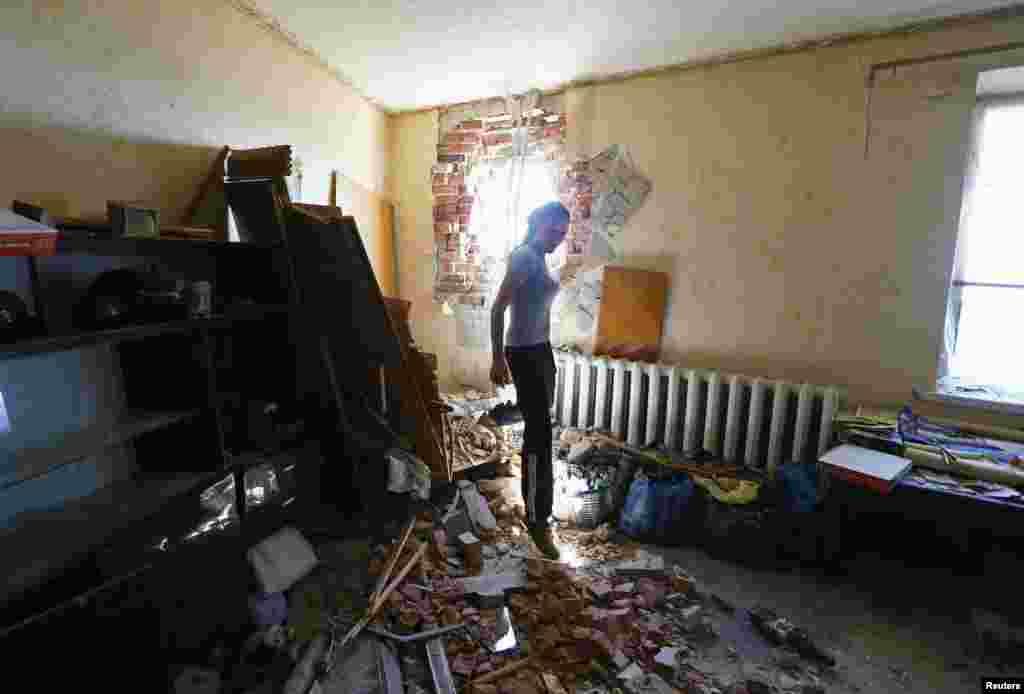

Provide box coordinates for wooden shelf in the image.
[54,231,280,258]
[2,410,204,492]
[0,467,231,614]
[0,475,309,639]
[0,305,290,361]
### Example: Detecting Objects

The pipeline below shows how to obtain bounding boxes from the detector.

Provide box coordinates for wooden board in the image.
[382,298,449,480]
[375,198,397,298]
[283,208,402,369]
[591,266,668,363]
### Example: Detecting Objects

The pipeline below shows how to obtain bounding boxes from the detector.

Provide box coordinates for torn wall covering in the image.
[586,145,652,263]
[552,147,653,350]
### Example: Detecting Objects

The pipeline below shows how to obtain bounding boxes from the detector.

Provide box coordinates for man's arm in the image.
[491,263,525,357]
[489,259,528,385]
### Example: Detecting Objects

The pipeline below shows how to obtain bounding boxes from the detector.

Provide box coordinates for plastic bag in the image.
[776,462,819,513]
[619,472,695,541]
[651,474,697,544]
[619,473,656,539]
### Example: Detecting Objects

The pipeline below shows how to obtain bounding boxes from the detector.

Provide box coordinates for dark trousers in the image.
[506,342,556,528]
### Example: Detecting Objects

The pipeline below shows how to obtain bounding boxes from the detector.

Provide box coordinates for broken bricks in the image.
[460,533,485,575]
[588,578,614,600]
[539,672,569,694]
[636,577,667,608]
[441,605,461,626]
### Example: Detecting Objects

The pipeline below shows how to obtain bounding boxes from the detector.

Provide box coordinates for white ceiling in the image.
[251,0,1017,111]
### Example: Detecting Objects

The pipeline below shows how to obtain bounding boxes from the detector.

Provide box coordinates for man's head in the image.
[526,201,570,254]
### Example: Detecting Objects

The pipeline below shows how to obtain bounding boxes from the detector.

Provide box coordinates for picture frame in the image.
[107,201,159,239]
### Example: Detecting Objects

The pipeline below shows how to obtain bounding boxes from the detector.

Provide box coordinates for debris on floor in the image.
[556,523,639,563]
[749,607,836,667]
[449,414,503,474]
[198,423,858,694]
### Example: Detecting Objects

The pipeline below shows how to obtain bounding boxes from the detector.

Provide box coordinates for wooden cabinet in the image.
[0,235,313,648]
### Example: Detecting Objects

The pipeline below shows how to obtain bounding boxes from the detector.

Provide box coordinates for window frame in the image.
[929,92,1024,414]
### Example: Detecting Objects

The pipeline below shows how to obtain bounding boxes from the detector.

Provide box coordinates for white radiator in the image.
[553,353,843,471]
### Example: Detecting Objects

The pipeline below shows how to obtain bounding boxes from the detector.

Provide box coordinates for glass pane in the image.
[961,103,1024,285]
[949,286,1024,391]
[183,474,238,542]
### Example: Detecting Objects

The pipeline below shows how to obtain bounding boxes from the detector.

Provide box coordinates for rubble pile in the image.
[556,524,639,564]
[215,479,840,694]
[356,488,839,694]
[172,410,853,694]
[450,415,503,473]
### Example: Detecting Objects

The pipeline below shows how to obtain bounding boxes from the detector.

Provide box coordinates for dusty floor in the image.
[308,496,1021,694]
[626,539,1002,694]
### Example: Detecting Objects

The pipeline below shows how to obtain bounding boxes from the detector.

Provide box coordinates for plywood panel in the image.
[592,266,668,362]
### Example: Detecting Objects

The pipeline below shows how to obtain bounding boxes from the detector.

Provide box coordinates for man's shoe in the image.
[528,525,561,560]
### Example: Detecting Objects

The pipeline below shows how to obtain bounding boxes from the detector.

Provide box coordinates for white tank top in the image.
[505,244,559,348]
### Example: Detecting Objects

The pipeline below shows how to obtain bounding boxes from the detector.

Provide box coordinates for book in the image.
[820,443,913,495]
[0,208,58,256]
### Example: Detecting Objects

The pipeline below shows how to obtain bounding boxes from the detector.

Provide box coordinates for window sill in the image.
[922,382,1024,417]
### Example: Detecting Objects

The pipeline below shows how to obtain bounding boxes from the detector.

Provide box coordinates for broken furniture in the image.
[0,223,319,683]
[225,161,448,485]
[384,297,450,481]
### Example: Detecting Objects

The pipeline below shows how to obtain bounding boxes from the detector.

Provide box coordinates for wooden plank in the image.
[369,518,416,607]
[591,266,668,362]
[470,657,535,686]
[592,432,741,476]
[382,298,447,479]
[226,145,292,179]
[338,543,428,652]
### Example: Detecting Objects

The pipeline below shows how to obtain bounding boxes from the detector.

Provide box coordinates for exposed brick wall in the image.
[560,158,593,257]
[432,109,567,306]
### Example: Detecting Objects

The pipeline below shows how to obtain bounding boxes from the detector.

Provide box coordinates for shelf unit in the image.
[3,409,201,490]
[0,304,289,360]
[0,235,314,643]
[55,233,280,258]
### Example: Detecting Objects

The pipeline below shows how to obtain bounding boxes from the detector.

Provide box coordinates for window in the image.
[939,94,1024,408]
[472,156,562,276]
[451,156,560,352]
